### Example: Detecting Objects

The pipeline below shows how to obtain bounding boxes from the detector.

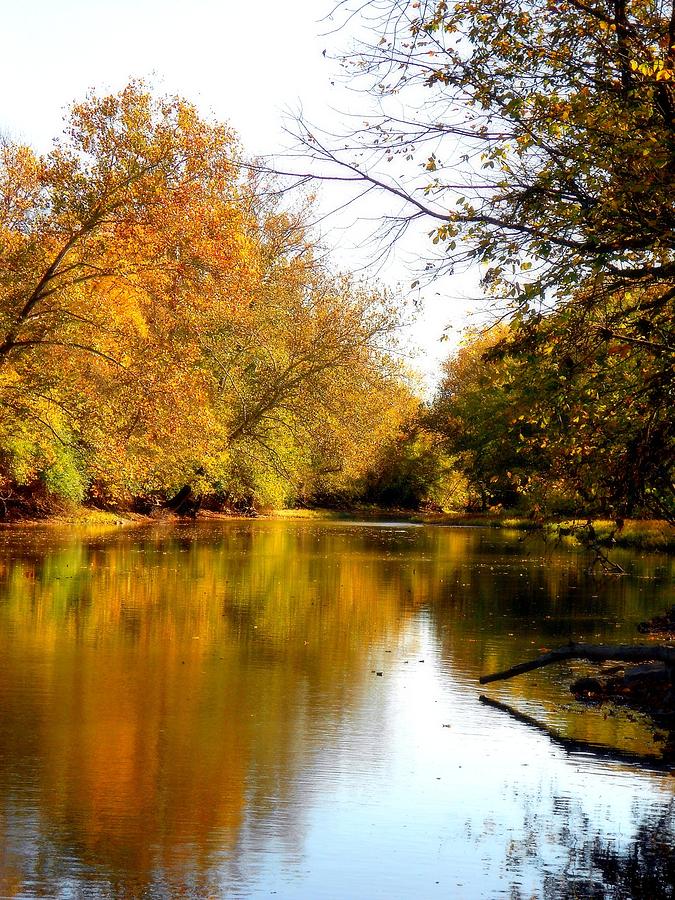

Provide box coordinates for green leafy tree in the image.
[284,0,674,520]
[430,318,673,519]
[359,426,468,510]
[428,328,550,510]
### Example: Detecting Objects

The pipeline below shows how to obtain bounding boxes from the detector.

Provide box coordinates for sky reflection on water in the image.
[0,520,672,898]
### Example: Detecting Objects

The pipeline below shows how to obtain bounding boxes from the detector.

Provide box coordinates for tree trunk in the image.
[165,484,201,517]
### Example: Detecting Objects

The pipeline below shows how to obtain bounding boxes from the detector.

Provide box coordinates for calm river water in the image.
[0,519,673,898]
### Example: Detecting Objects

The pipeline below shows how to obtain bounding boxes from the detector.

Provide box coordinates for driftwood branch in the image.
[479,643,675,685]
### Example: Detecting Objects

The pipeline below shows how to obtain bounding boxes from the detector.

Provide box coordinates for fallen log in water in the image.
[479,643,675,685]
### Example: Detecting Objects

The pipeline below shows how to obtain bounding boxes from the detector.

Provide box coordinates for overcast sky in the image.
[1,0,480,388]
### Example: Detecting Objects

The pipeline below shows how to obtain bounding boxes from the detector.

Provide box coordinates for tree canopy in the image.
[283,0,674,521]
[294,0,675,303]
[0,83,412,515]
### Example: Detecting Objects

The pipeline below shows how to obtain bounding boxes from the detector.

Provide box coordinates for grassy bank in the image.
[415,511,675,552]
[551,519,675,552]
[3,502,673,552]
[0,505,148,528]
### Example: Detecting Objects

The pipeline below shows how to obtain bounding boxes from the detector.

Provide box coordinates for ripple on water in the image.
[0,519,672,898]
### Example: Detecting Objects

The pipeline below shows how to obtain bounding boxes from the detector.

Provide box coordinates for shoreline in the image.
[276,508,675,551]
[424,514,675,552]
[1,505,673,552]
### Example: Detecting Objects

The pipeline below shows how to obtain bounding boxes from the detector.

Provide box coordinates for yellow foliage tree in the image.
[0,84,411,513]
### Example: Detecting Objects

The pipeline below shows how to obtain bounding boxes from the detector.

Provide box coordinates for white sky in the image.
[1,0,481,390]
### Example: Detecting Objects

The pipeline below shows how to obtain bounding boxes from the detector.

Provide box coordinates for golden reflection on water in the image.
[0,520,672,897]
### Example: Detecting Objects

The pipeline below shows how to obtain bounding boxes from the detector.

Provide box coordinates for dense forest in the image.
[360,319,674,525]
[2,0,674,530]
[0,84,416,517]
[285,0,675,526]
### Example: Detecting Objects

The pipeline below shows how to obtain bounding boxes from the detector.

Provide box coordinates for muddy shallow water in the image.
[0,519,672,898]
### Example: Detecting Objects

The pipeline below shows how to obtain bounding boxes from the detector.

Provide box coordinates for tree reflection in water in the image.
[589,808,675,900]
[535,804,675,899]
[481,695,675,898]
[0,520,671,897]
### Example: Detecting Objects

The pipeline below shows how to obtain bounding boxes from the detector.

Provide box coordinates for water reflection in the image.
[0,520,672,897]
[582,805,675,900]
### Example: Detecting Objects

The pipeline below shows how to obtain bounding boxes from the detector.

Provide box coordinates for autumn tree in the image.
[211,234,411,506]
[0,83,412,514]
[279,0,674,519]
[428,313,673,518]
[428,328,536,510]
[356,424,468,509]
[0,83,259,502]
[488,296,674,520]
[293,0,675,298]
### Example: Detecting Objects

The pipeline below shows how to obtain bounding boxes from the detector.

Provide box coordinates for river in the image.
[0,519,673,898]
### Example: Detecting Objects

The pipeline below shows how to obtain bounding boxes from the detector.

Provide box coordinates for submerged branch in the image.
[479,643,675,685]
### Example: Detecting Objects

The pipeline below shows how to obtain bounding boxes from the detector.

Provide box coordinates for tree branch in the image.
[480,643,675,685]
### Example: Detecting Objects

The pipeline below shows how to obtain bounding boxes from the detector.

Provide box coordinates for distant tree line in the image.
[357,323,673,522]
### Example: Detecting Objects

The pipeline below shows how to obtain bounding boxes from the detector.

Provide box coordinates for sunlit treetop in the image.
[293,0,675,311]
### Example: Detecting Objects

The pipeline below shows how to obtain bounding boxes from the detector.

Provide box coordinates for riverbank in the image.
[0,507,146,528]
[1,506,263,529]
[278,508,675,551]
[3,503,673,552]
[416,512,675,552]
